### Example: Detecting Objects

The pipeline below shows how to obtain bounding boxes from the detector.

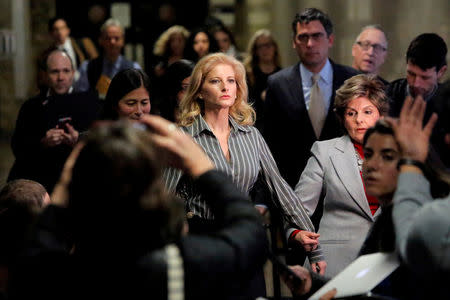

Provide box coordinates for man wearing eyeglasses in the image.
[263,7,358,272]
[264,8,358,187]
[352,25,388,84]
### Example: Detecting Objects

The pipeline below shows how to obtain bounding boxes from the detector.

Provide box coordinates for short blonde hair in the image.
[153,25,190,57]
[334,74,389,125]
[243,29,281,86]
[177,53,255,126]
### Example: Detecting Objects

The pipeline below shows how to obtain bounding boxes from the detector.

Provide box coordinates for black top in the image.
[248,65,282,133]
[8,170,268,300]
[387,78,449,168]
[263,61,359,188]
[8,91,101,192]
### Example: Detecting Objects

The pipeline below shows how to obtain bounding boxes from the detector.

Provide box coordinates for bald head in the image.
[46,50,74,95]
[352,26,388,75]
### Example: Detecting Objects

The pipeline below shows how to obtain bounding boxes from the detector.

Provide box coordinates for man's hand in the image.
[311,260,327,275]
[41,128,66,147]
[140,115,214,177]
[61,123,79,147]
[319,288,337,300]
[294,230,320,252]
[283,265,312,296]
[385,95,437,163]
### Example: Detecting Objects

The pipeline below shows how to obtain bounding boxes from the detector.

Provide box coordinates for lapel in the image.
[70,37,85,66]
[319,60,341,139]
[330,135,374,220]
[286,63,307,112]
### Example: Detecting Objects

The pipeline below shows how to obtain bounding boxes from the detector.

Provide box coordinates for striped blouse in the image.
[164,115,323,262]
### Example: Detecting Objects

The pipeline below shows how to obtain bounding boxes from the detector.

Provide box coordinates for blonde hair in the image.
[153,25,190,57]
[177,53,255,126]
[243,29,281,86]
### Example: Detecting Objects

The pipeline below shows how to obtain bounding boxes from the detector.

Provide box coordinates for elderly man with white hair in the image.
[75,18,141,97]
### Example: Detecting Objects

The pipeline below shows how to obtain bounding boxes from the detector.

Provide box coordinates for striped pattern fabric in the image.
[164,115,323,262]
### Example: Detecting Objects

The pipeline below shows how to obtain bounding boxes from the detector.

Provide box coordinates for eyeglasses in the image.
[296,32,326,44]
[356,41,387,53]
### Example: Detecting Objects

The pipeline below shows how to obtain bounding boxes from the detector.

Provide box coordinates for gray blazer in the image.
[393,172,450,283]
[294,135,380,277]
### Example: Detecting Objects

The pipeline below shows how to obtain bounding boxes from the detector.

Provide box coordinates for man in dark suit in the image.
[387,33,448,167]
[8,49,101,193]
[264,8,359,189]
[37,17,98,91]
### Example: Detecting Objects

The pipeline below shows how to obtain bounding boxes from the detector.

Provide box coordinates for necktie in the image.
[308,73,327,139]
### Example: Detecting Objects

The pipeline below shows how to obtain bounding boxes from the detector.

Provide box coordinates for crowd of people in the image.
[1,6,449,300]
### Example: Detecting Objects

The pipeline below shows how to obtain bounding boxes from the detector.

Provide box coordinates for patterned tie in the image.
[308,73,327,139]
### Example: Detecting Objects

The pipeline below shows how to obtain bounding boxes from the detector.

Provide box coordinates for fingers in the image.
[399,96,413,121]
[140,114,178,137]
[311,263,317,273]
[318,261,327,275]
[303,237,319,245]
[409,95,426,125]
[304,231,320,238]
[319,288,337,300]
[65,123,76,134]
[423,113,438,138]
[141,115,214,176]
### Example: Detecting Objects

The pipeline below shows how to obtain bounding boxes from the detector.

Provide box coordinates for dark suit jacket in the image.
[263,61,359,188]
[8,91,101,192]
[8,170,268,300]
[387,78,449,167]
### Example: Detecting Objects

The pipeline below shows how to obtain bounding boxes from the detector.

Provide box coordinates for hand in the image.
[51,142,84,207]
[319,288,337,300]
[60,123,79,147]
[140,115,214,177]
[385,95,437,163]
[294,230,320,252]
[282,265,312,296]
[41,128,65,147]
[311,260,327,275]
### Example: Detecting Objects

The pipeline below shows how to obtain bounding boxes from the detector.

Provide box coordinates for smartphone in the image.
[268,252,304,286]
[57,117,72,132]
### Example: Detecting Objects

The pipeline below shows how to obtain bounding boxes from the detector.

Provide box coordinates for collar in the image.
[46,86,73,97]
[62,38,72,50]
[300,59,332,86]
[188,114,250,137]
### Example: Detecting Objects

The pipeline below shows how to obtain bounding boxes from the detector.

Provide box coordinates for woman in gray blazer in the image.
[293,74,389,277]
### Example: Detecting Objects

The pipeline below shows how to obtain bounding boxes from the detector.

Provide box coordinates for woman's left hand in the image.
[294,230,320,252]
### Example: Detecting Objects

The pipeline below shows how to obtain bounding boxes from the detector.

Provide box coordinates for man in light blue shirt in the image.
[75,18,141,97]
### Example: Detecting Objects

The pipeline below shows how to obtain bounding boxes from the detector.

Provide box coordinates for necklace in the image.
[354,147,363,173]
